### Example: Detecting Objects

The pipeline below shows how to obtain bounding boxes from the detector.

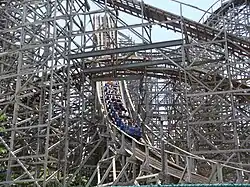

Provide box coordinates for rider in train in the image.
[104,81,142,139]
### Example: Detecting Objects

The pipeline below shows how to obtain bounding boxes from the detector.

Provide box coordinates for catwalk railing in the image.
[200,0,250,25]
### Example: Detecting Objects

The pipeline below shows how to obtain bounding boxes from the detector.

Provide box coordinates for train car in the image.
[104,82,142,140]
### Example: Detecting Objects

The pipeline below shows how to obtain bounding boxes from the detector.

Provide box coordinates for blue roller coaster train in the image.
[104,81,142,140]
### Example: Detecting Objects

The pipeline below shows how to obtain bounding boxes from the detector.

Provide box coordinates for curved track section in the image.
[95,81,208,185]
[201,0,250,38]
[1,0,250,185]
[202,0,249,24]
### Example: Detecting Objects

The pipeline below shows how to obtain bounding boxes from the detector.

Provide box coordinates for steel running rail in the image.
[92,0,250,56]
[96,81,208,184]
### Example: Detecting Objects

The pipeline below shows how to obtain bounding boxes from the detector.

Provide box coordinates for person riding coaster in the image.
[104,81,142,139]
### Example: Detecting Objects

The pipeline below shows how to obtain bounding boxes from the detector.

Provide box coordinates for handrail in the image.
[199,0,250,25]
[199,0,222,23]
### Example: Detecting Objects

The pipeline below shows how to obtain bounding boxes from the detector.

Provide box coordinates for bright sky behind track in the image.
[143,0,219,22]
[89,0,221,42]
[132,0,220,42]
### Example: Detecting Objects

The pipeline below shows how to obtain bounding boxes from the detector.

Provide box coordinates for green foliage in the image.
[70,175,88,186]
[0,112,7,136]
[0,114,6,137]
[0,146,7,154]
[0,127,4,133]
[0,113,7,122]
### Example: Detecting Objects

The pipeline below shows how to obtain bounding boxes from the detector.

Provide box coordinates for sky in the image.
[120,0,221,42]
[143,0,219,21]
[87,0,222,43]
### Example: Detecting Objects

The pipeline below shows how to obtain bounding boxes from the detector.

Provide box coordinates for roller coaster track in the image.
[202,0,250,26]
[1,0,250,185]
[92,0,250,56]
[87,1,250,184]
[80,55,250,103]
[96,81,209,184]
[94,79,250,185]
[68,0,250,99]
